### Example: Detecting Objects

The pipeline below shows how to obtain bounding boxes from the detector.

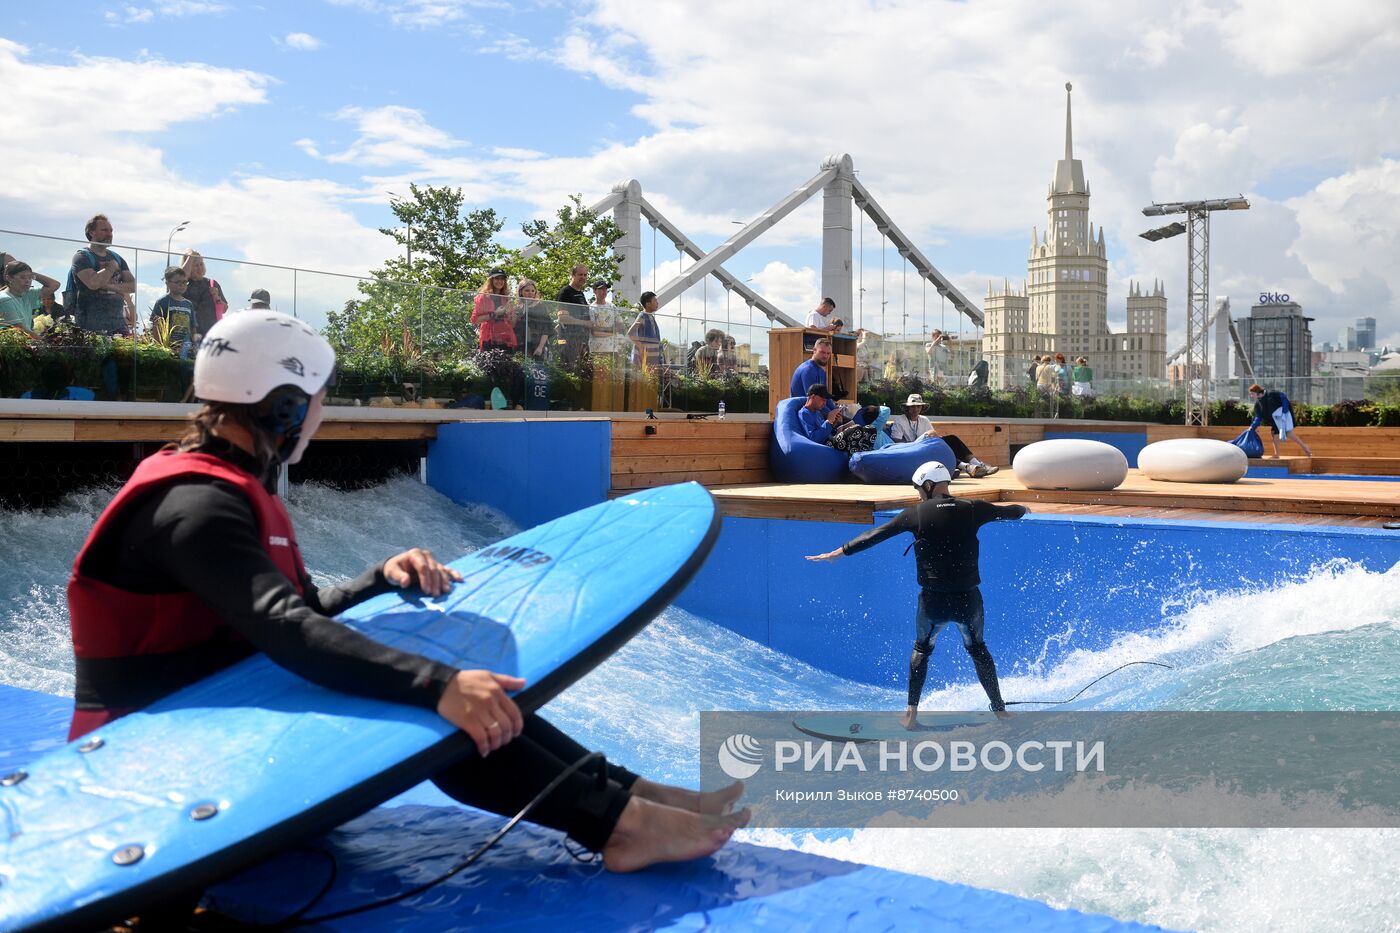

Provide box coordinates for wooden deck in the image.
[707,470,1400,526]
[0,401,611,443]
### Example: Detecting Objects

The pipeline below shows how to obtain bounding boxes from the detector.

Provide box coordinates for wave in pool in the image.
[3,480,1396,932]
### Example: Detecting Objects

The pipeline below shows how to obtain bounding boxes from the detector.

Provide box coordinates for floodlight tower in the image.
[1140,196,1249,425]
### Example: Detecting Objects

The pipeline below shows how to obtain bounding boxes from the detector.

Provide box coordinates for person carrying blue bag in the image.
[1229,423,1264,459]
[1247,383,1313,459]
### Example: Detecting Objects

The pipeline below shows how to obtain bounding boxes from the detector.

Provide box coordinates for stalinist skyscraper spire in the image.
[1064,81,1073,161]
[980,81,1167,389]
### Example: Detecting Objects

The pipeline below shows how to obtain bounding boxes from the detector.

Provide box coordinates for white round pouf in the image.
[1013,439,1129,491]
[1138,438,1247,483]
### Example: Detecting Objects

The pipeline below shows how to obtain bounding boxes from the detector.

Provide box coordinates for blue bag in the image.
[1229,426,1263,458]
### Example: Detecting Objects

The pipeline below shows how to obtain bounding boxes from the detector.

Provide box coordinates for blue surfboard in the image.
[792,711,998,742]
[0,483,719,933]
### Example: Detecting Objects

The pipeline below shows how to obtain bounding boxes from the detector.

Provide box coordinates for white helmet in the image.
[195,310,336,404]
[911,461,952,487]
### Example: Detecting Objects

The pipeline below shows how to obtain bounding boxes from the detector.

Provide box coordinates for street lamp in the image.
[387,190,413,267]
[166,220,190,264]
[1138,195,1250,425]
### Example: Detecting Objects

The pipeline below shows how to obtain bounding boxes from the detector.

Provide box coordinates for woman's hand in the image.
[383,548,463,597]
[436,669,526,756]
[805,548,844,562]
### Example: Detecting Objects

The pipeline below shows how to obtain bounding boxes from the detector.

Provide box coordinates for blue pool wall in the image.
[425,420,1399,689]
[427,420,610,529]
[677,512,1400,687]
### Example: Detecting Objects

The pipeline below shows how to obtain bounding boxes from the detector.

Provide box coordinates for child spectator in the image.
[0,260,59,335]
[149,266,196,359]
[627,290,662,372]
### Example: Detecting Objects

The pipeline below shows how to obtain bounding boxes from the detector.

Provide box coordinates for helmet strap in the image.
[253,386,311,465]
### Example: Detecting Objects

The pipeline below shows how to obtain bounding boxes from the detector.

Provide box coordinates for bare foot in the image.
[631,777,744,815]
[994,710,1015,720]
[900,706,919,730]
[602,797,751,873]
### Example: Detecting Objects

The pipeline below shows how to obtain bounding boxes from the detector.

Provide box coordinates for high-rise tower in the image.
[983,83,1167,389]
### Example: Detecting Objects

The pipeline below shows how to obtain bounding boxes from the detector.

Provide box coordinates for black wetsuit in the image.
[77,438,635,851]
[840,495,1027,710]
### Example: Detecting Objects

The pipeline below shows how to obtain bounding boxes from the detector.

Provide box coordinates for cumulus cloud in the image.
[281,32,323,51]
[14,1,1400,345]
[303,105,468,167]
[0,40,380,313]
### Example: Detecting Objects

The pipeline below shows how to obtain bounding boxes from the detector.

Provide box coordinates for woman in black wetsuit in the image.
[67,311,747,890]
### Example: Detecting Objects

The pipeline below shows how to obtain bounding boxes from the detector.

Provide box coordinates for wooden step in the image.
[613,438,769,457]
[612,452,770,474]
[611,420,770,440]
[611,468,772,490]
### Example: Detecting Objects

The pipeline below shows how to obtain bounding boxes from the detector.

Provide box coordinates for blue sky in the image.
[3,0,1399,349]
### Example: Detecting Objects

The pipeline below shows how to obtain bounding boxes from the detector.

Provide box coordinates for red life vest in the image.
[66,449,307,739]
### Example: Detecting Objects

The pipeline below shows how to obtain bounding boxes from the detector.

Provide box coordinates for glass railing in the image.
[0,229,776,412]
[3,228,1395,417]
[852,331,983,388]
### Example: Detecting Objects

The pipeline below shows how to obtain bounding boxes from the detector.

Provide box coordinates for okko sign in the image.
[1259,291,1291,304]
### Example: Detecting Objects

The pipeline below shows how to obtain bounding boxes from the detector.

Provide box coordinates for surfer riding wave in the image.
[806,461,1028,728]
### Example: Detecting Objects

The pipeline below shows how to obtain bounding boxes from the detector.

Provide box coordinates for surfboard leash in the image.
[262,751,609,929]
[1003,660,1174,707]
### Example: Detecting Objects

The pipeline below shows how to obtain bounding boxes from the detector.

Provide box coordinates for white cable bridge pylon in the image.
[525,156,981,332]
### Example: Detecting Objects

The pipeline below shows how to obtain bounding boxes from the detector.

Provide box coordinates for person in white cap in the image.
[887,394,999,478]
[64,311,748,906]
[806,461,1028,728]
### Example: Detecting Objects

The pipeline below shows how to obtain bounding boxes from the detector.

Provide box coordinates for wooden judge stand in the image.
[766,328,859,417]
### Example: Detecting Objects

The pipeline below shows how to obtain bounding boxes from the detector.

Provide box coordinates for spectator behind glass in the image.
[514,279,554,360]
[68,214,134,335]
[149,266,196,360]
[627,290,662,372]
[1,261,59,335]
[210,279,229,321]
[179,250,221,340]
[718,335,738,375]
[39,289,65,322]
[555,263,592,367]
[246,289,271,311]
[694,328,723,377]
[0,252,14,288]
[471,268,518,352]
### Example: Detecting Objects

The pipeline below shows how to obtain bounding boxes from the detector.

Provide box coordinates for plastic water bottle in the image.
[717,400,726,421]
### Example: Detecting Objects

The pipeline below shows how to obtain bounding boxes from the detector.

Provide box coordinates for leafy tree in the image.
[325,184,503,359]
[323,188,628,364]
[499,194,626,303]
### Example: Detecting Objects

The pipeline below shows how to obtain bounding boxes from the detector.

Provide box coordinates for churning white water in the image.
[1,480,1396,932]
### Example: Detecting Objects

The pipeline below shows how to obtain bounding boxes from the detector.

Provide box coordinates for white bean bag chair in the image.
[1138,438,1247,483]
[1013,439,1128,491]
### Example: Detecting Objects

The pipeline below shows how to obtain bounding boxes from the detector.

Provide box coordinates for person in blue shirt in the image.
[790,337,835,403]
[797,384,841,443]
[798,385,875,453]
